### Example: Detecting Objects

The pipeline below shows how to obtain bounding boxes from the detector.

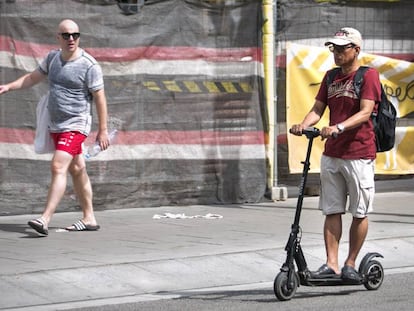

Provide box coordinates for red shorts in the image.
[51,131,87,156]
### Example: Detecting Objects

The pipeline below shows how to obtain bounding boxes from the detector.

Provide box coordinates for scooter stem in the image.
[293,128,318,226]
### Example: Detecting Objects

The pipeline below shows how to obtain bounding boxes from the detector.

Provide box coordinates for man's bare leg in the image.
[67,154,98,227]
[40,151,74,225]
[345,216,368,268]
[324,213,342,274]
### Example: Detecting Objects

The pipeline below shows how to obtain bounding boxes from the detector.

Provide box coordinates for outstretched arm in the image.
[0,69,46,95]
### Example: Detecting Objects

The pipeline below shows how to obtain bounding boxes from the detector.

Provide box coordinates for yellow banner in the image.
[286,42,414,174]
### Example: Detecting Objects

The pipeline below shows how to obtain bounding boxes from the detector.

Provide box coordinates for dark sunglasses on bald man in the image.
[60,32,80,40]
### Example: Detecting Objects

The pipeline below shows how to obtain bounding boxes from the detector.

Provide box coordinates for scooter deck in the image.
[301,275,362,287]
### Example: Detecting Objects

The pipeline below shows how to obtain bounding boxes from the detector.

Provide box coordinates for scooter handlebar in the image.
[289,127,337,139]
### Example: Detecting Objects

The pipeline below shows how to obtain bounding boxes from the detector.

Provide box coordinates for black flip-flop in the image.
[65,220,100,232]
[311,264,340,278]
[28,218,49,235]
[341,265,362,282]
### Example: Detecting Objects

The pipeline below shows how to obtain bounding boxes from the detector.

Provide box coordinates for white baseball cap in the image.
[324,27,362,47]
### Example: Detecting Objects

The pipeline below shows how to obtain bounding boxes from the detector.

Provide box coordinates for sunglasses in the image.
[60,32,80,40]
[328,44,355,53]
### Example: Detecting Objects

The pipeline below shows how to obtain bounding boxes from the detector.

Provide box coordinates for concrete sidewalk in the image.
[0,179,414,310]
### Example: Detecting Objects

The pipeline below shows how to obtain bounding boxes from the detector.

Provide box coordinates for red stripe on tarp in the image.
[0,128,34,144]
[275,53,414,69]
[0,35,262,62]
[0,128,266,145]
[2,36,413,66]
[0,35,57,59]
[277,133,288,145]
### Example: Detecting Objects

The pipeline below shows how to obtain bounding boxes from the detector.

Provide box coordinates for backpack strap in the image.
[353,65,370,98]
[326,67,341,86]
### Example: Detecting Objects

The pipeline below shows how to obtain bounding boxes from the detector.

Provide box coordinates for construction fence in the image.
[0,0,413,215]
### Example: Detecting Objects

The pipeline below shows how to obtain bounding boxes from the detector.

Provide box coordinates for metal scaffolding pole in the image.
[262,0,287,200]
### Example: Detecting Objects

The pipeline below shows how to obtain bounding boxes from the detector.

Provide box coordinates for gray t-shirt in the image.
[39,49,104,136]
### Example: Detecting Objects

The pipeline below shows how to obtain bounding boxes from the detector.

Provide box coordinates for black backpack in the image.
[326,66,397,152]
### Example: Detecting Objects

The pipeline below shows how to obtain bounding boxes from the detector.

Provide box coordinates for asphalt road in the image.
[1,178,413,310]
[65,270,414,311]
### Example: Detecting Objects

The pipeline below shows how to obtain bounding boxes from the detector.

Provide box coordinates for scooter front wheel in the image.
[362,260,384,290]
[274,271,298,301]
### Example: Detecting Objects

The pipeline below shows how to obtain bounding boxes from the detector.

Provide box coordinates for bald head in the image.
[56,19,81,59]
[57,19,79,34]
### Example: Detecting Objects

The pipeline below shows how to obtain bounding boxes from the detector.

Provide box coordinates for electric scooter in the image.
[274,127,384,301]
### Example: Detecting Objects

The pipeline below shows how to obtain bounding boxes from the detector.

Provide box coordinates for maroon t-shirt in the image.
[316,67,381,160]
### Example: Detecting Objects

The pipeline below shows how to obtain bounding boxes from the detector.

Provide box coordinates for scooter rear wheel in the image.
[362,260,384,290]
[274,271,298,301]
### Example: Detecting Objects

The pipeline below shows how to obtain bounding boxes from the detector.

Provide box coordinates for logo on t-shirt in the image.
[328,80,358,100]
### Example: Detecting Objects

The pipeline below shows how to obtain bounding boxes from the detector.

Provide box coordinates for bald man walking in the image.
[0,19,109,235]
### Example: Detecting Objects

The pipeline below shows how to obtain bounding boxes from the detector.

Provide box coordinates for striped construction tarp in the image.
[0,0,267,215]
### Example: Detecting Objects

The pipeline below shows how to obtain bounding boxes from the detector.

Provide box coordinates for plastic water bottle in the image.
[84,129,117,159]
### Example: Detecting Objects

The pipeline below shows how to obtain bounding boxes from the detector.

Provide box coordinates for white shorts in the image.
[319,155,375,218]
